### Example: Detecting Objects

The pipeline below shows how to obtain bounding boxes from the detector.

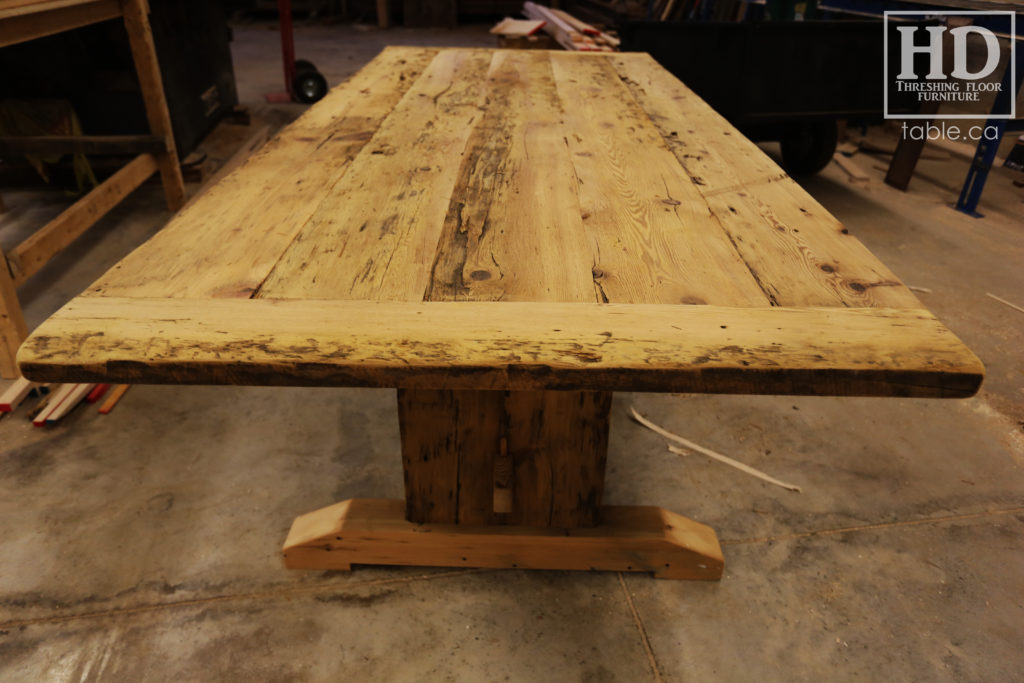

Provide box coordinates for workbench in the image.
[0,0,186,378]
[18,47,984,580]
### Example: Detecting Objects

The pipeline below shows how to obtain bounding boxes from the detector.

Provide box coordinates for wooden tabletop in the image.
[18,47,983,397]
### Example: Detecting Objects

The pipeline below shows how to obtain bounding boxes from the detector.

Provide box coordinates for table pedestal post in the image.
[283,390,724,580]
[398,389,611,527]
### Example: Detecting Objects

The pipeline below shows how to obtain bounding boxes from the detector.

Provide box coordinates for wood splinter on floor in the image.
[630,407,802,492]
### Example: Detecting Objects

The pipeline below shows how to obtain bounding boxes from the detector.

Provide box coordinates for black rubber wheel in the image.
[293,69,328,104]
[780,121,839,176]
[294,59,316,72]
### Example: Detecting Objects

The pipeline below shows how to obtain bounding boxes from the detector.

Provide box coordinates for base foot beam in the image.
[283,498,724,580]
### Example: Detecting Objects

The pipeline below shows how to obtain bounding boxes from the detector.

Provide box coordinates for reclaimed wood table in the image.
[18,47,983,580]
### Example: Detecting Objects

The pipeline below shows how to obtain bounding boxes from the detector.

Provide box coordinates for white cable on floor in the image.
[630,406,802,493]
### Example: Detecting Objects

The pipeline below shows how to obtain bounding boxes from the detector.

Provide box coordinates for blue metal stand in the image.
[818,0,1022,216]
[955,47,1024,217]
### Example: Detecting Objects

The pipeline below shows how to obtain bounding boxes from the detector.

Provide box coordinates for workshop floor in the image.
[1,21,1022,683]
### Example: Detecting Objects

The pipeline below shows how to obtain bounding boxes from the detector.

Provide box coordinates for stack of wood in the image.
[522,2,619,52]
[0,378,130,425]
[490,17,547,38]
[568,0,748,25]
[490,16,556,49]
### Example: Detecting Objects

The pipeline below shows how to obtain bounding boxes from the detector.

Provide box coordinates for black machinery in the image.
[620,20,925,174]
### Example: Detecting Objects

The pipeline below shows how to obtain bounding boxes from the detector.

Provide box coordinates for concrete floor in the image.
[1,22,1023,682]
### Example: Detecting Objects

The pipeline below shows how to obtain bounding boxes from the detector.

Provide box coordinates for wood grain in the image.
[257,49,495,301]
[427,50,595,303]
[87,47,439,299]
[550,53,767,307]
[397,387,610,527]
[398,388,504,525]
[611,52,921,308]
[18,297,984,397]
[504,390,611,527]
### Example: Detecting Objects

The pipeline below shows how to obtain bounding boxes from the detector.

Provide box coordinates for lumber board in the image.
[0,245,27,378]
[85,382,110,402]
[7,153,158,286]
[0,376,34,411]
[0,0,120,47]
[44,382,92,422]
[85,48,913,307]
[0,134,165,156]
[18,297,983,397]
[490,17,545,36]
[97,383,129,414]
[32,382,74,425]
[282,498,724,579]
[87,47,439,299]
[120,0,186,212]
[551,8,599,36]
[523,1,577,50]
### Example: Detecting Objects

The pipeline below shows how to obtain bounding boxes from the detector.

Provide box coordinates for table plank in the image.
[18,297,983,398]
[256,49,495,301]
[87,46,439,299]
[550,53,768,307]
[611,53,921,308]
[426,50,596,303]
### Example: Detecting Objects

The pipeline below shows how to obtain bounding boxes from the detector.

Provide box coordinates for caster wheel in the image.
[780,121,839,176]
[295,59,316,72]
[293,69,327,103]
